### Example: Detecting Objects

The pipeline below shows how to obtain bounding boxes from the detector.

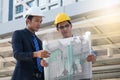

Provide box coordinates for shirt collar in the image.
[25,28,35,36]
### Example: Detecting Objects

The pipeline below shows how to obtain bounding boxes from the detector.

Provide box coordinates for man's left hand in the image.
[86,54,96,63]
[41,59,48,67]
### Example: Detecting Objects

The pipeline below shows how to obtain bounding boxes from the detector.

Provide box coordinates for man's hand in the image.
[41,59,48,67]
[33,50,50,58]
[86,54,96,63]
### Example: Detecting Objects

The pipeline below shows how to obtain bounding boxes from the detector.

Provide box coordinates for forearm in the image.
[13,51,33,61]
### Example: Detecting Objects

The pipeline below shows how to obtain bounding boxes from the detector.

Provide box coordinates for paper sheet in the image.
[43,32,92,80]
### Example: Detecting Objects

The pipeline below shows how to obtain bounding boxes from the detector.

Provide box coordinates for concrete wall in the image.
[2,0,9,23]
[0,0,2,23]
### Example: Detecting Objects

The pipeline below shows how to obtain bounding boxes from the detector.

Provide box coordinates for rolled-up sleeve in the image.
[91,48,96,56]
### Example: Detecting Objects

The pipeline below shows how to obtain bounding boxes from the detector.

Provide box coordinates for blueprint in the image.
[43,32,92,80]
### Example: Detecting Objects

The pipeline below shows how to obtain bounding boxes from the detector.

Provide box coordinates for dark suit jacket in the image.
[11,28,43,80]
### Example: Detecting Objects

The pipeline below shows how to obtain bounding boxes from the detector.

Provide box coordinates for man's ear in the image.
[70,24,72,28]
[26,19,30,24]
[57,28,59,31]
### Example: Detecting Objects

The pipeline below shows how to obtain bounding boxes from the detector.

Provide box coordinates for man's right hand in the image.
[41,59,48,67]
[33,50,50,58]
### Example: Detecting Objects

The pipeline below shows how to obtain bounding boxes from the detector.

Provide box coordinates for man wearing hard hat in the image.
[11,7,50,80]
[54,13,96,79]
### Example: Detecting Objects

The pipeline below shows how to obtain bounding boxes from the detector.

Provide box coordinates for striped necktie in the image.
[33,35,43,72]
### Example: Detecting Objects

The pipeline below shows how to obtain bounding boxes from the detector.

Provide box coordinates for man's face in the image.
[57,21,72,38]
[27,16,42,32]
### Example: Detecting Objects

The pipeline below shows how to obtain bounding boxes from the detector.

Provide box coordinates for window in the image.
[39,0,47,6]
[26,0,34,7]
[16,5,23,14]
[49,4,58,10]
[41,7,46,11]
[49,0,58,3]
[62,0,75,6]
[77,0,85,2]
[15,15,23,19]
[8,0,13,21]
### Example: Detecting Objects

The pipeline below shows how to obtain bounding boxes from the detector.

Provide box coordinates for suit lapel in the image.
[36,36,43,50]
[24,29,36,50]
[24,28,43,50]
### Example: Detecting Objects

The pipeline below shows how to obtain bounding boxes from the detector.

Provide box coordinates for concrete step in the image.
[0,46,12,52]
[0,66,14,77]
[93,54,120,67]
[0,51,13,57]
[0,57,16,68]
[0,57,16,63]
[0,76,11,80]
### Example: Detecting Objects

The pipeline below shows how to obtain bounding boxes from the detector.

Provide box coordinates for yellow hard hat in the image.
[54,13,71,25]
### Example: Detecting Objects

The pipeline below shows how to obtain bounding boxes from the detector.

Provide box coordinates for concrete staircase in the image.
[0,41,120,80]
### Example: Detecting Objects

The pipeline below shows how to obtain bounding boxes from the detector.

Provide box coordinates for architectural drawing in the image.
[43,32,92,80]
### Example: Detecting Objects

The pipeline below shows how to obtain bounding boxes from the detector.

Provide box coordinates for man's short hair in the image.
[26,15,33,25]
[56,20,72,28]
[26,15,34,21]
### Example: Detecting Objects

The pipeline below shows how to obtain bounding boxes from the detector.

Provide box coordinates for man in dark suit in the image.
[11,7,50,80]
